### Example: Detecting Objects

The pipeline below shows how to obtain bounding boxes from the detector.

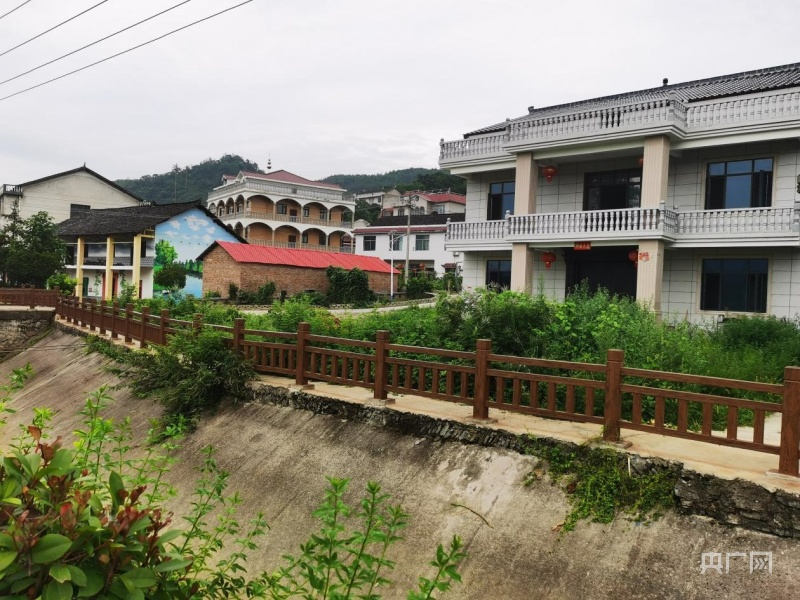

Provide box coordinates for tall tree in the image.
[0,211,65,287]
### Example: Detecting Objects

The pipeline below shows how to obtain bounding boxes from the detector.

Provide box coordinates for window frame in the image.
[703,156,774,211]
[698,256,770,314]
[363,235,376,251]
[485,259,512,289]
[487,181,515,221]
[582,168,642,211]
[391,235,403,251]
[415,234,430,251]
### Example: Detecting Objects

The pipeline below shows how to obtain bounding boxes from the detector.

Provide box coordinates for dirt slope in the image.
[1,331,798,600]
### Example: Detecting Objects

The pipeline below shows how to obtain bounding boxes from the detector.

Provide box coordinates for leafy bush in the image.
[154,263,187,291]
[45,272,77,295]
[325,267,374,308]
[405,275,434,300]
[123,330,254,423]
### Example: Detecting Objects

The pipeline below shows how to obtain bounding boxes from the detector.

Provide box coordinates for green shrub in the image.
[326,266,375,307]
[45,272,77,295]
[405,274,434,300]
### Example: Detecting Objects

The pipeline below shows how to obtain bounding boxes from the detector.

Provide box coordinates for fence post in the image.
[473,339,492,420]
[296,322,310,386]
[28,287,34,309]
[232,318,245,357]
[124,303,133,343]
[88,300,96,332]
[160,309,170,346]
[110,301,119,339]
[373,329,389,400]
[778,366,800,477]
[98,302,107,336]
[140,306,150,349]
[193,312,203,336]
[603,349,624,442]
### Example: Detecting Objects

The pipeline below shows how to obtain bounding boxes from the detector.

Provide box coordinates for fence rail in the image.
[0,286,61,308]
[55,295,800,478]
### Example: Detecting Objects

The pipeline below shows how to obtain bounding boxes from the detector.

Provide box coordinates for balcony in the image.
[446,206,799,250]
[208,179,350,205]
[219,210,353,229]
[440,88,800,166]
[247,239,355,253]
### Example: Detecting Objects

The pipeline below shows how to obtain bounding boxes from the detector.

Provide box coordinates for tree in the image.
[354,199,381,223]
[155,239,178,267]
[154,263,187,291]
[0,210,65,287]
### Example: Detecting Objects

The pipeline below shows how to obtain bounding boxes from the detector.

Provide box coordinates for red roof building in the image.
[199,242,398,298]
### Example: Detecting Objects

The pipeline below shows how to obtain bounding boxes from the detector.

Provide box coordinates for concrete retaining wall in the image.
[0,307,54,351]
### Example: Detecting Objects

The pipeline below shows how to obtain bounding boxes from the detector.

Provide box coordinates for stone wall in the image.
[250,381,800,539]
[0,308,54,351]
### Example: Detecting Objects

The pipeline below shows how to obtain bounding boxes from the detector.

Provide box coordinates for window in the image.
[701,258,767,313]
[486,259,511,289]
[277,204,287,215]
[415,234,430,251]
[302,206,310,217]
[391,236,403,251]
[488,182,515,220]
[301,233,309,244]
[363,235,376,251]
[70,203,90,218]
[320,209,328,220]
[584,169,641,211]
[706,158,773,210]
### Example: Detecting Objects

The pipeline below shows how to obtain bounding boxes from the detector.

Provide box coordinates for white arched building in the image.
[206,170,355,253]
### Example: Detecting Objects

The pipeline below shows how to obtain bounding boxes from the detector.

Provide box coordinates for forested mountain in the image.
[115,156,466,204]
[321,168,466,195]
[116,154,263,204]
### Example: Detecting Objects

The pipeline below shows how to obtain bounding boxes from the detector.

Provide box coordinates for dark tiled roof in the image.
[466,62,800,137]
[16,166,147,203]
[57,201,245,242]
[371,213,465,228]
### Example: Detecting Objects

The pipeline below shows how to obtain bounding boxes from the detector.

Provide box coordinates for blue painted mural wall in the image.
[153,207,239,296]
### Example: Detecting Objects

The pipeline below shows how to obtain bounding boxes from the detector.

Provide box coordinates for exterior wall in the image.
[202,246,397,299]
[65,266,153,299]
[7,171,140,223]
[355,230,459,275]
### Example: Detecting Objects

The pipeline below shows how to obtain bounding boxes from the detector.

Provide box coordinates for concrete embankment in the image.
[1,330,799,600]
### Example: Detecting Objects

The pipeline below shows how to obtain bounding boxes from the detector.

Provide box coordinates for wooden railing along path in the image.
[56,296,800,478]
[0,286,61,308]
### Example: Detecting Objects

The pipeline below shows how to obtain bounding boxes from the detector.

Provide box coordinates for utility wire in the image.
[0,0,33,23]
[0,0,253,103]
[0,0,110,59]
[0,0,193,87]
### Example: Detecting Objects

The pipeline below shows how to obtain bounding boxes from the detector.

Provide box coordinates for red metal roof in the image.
[214,241,398,273]
[239,170,344,191]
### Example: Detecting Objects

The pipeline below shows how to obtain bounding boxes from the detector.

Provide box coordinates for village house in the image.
[380,190,466,217]
[0,165,143,223]
[199,241,398,298]
[206,169,356,252]
[439,62,800,321]
[58,202,241,300]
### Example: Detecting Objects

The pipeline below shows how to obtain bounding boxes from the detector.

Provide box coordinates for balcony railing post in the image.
[111,301,119,339]
[778,366,800,477]
[160,309,170,346]
[473,339,492,420]
[603,349,624,442]
[373,329,389,400]
[295,322,310,386]
[140,306,150,349]
[124,303,133,343]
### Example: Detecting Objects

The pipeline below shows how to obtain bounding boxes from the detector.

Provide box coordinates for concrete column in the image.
[104,237,114,300]
[132,234,142,298]
[75,237,85,299]
[635,239,665,313]
[514,152,538,215]
[510,243,535,293]
[641,136,670,208]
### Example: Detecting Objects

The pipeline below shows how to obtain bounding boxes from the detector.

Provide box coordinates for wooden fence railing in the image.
[56,295,800,478]
[0,286,60,308]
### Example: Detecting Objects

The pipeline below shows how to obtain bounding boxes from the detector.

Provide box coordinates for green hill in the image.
[115,157,466,205]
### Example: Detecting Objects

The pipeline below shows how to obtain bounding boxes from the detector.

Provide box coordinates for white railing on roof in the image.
[208,179,349,205]
[676,207,795,235]
[685,90,800,128]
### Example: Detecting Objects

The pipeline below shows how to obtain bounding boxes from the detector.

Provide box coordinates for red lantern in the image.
[628,249,639,268]
[542,165,558,183]
[542,251,557,269]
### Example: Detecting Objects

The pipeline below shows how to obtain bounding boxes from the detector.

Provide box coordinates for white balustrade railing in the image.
[208,179,350,205]
[508,207,667,236]
[685,90,800,129]
[439,134,509,162]
[219,210,353,229]
[676,207,795,235]
[446,220,507,242]
[247,239,355,253]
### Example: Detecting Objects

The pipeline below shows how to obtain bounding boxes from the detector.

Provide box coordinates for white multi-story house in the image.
[353,213,465,277]
[440,62,800,321]
[381,190,467,217]
[207,170,356,252]
[0,166,143,223]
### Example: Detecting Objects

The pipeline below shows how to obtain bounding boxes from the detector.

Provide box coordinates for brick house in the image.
[199,241,399,298]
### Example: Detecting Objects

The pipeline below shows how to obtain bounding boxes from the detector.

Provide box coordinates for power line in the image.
[0,0,253,104]
[0,0,110,59]
[0,0,194,88]
[0,0,33,23]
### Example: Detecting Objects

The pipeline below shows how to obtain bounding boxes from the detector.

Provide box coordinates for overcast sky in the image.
[1,0,798,185]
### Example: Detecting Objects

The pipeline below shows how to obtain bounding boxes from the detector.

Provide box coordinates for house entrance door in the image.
[564,246,636,298]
